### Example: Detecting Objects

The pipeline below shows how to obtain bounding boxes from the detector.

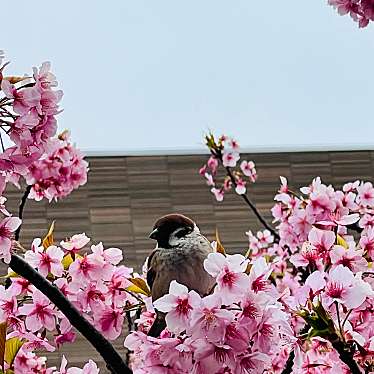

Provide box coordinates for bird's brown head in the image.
[149,213,196,248]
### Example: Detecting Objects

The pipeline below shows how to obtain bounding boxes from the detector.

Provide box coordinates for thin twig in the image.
[335,302,344,341]
[14,185,32,241]
[0,131,5,152]
[281,349,295,374]
[224,165,280,242]
[125,310,133,366]
[281,324,310,374]
[341,309,352,330]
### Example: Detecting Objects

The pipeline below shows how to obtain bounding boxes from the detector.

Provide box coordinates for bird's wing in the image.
[146,249,159,291]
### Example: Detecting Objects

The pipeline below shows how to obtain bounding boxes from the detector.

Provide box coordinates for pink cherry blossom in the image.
[0,284,18,321]
[359,213,374,229]
[328,0,374,27]
[69,254,104,283]
[94,305,124,340]
[238,291,263,323]
[1,79,41,115]
[90,242,123,265]
[198,165,207,176]
[18,289,57,331]
[240,160,257,182]
[207,156,219,174]
[308,227,336,255]
[360,227,374,259]
[290,241,322,269]
[235,178,246,195]
[25,245,64,277]
[60,233,90,255]
[288,209,314,238]
[0,216,22,263]
[204,253,249,305]
[343,180,360,192]
[234,351,270,374]
[323,265,373,308]
[33,62,58,89]
[229,138,239,150]
[154,280,200,334]
[222,151,240,168]
[106,266,133,307]
[26,135,89,202]
[190,294,234,342]
[248,257,272,293]
[204,172,215,186]
[357,182,374,207]
[211,187,224,202]
[330,245,368,272]
[305,270,327,294]
[317,210,360,227]
[0,196,10,216]
[55,318,76,348]
[76,281,106,312]
[53,356,99,374]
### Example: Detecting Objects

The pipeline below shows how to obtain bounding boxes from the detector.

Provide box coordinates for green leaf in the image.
[205,133,216,149]
[4,338,24,367]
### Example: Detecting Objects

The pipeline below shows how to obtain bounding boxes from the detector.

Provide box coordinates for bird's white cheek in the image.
[168,236,182,247]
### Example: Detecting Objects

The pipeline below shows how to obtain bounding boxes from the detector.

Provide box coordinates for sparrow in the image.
[146,213,215,337]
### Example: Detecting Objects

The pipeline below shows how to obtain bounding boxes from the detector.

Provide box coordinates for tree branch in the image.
[329,336,362,374]
[11,185,132,373]
[280,349,295,374]
[346,222,363,234]
[14,184,32,241]
[9,254,132,374]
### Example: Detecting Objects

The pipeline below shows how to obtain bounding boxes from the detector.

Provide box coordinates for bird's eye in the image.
[175,227,192,238]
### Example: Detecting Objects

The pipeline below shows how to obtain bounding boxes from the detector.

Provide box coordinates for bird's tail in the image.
[147,313,167,338]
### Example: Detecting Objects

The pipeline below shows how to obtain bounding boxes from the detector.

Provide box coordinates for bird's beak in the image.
[149,228,159,240]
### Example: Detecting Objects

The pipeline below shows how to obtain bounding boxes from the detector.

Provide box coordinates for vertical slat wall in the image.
[5,150,374,270]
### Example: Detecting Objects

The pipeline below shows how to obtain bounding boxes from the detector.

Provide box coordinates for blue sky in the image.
[3,1,374,153]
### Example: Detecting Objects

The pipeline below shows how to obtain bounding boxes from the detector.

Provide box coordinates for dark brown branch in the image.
[281,324,310,374]
[224,166,280,242]
[329,336,362,374]
[346,222,363,234]
[0,131,5,152]
[14,184,32,241]
[280,349,295,374]
[9,254,132,374]
[125,310,133,365]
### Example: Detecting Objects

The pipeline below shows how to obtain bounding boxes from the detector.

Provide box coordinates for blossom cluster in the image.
[0,52,88,202]
[196,134,374,373]
[328,0,374,28]
[125,253,294,374]
[199,134,257,202]
[0,231,141,372]
[0,56,62,187]
[267,176,374,372]
[25,132,89,201]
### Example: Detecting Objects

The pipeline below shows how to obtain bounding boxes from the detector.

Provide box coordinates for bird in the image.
[146,213,215,337]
